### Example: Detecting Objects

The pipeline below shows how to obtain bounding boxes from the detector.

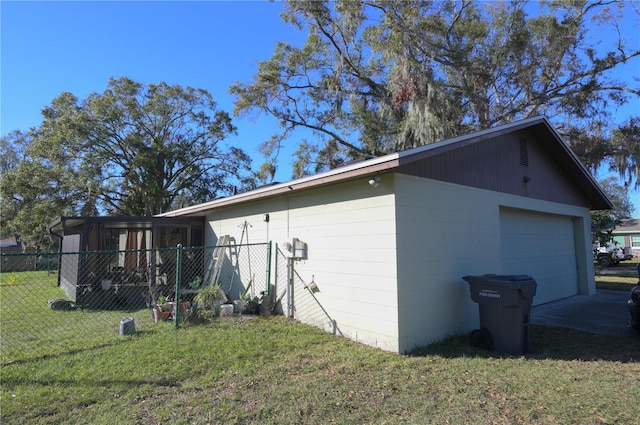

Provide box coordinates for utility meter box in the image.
[292,238,308,260]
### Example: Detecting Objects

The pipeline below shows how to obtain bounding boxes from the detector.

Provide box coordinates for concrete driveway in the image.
[531,290,639,338]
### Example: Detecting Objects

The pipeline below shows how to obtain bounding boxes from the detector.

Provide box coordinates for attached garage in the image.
[499,208,578,305]
[160,116,612,353]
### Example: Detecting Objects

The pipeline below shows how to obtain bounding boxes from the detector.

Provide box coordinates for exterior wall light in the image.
[368,176,381,187]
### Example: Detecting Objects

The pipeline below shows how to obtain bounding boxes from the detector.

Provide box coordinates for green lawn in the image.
[1,272,639,424]
[595,257,639,291]
[1,318,639,424]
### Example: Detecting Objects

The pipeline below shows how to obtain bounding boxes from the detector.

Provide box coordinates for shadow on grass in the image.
[410,325,639,363]
[1,374,182,388]
[1,329,157,367]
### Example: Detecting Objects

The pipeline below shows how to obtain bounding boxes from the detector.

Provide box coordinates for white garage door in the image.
[500,208,578,306]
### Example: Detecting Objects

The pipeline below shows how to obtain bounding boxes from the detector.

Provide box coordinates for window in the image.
[612,235,625,246]
[632,235,640,248]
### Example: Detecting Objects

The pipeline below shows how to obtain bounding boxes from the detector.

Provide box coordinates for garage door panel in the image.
[500,209,577,305]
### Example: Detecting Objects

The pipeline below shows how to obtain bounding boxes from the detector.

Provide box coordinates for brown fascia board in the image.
[159,116,612,217]
[49,215,206,234]
[157,122,538,218]
[157,155,402,218]
[527,118,613,210]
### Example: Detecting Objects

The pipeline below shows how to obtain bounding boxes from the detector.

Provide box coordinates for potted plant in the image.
[233,283,251,314]
[245,295,260,315]
[194,283,223,318]
[155,295,170,310]
[153,295,172,322]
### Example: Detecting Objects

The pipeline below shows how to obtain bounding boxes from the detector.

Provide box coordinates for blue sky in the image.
[1,0,299,180]
[1,1,638,215]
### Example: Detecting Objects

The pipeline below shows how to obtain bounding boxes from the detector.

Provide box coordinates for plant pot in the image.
[233,299,246,314]
[220,303,234,317]
[157,302,173,312]
[153,307,171,322]
[101,279,112,291]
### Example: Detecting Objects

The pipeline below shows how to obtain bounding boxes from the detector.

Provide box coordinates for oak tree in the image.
[1,77,251,245]
[232,0,640,183]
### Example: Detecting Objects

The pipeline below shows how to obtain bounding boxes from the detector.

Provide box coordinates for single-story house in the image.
[157,115,611,353]
[49,216,205,307]
[612,218,640,257]
[1,235,38,272]
[1,234,24,252]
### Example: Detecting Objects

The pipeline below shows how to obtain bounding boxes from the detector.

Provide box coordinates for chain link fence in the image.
[266,244,344,337]
[1,242,271,364]
[287,257,345,339]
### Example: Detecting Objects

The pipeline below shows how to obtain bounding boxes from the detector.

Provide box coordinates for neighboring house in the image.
[1,235,38,272]
[155,115,611,354]
[612,218,640,257]
[49,216,205,307]
[0,234,22,252]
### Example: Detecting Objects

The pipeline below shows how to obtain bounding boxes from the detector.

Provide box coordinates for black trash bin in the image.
[463,274,537,355]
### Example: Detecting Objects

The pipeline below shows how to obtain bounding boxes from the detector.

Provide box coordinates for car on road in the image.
[594,245,633,267]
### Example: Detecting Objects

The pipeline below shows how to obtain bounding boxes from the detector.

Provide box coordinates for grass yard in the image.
[1,267,639,424]
[1,318,639,424]
[0,271,156,364]
[0,317,640,425]
[595,257,639,291]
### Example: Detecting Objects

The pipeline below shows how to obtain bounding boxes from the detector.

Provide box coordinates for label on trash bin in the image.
[479,289,500,299]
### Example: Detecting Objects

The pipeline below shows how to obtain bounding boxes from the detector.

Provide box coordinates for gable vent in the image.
[519,138,529,166]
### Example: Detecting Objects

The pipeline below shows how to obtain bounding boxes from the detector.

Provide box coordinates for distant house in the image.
[612,218,640,257]
[49,216,205,307]
[1,235,38,272]
[0,234,22,251]
[158,116,612,353]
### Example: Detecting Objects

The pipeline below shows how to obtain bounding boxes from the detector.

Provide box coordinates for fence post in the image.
[266,241,272,296]
[174,244,182,328]
[288,258,294,318]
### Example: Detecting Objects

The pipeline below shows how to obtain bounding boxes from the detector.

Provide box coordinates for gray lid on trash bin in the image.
[463,274,536,286]
[463,274,537,303]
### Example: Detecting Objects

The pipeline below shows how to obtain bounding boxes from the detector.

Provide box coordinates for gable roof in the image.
[159,116,612,217]
[612,218,640,234]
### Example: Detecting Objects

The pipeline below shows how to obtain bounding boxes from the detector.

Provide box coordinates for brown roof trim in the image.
[158,116,612,217]
[157,155,401,217]
[49,215,205,234]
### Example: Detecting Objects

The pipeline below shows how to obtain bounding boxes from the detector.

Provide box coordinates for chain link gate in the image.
[0,242,271,364]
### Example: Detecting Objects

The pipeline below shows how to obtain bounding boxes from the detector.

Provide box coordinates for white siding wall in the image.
[205,178,401,352]
[394,175,502,352]
[199,173,594,354]
[394,174,595,353]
